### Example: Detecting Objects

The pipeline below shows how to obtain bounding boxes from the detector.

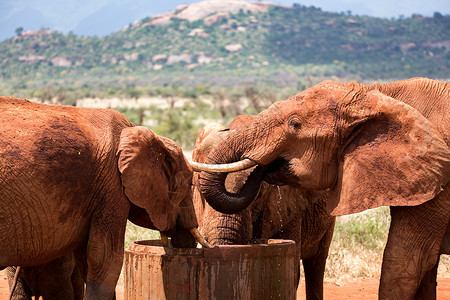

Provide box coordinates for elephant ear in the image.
[117,126,178,231]
[328,90,450,216]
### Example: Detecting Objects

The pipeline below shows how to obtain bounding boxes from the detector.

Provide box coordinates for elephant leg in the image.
[72,261,86,300]
[379,193,450,300]
[302,259,323,300]
[72,248,87,300]
[38,272,74,300]
[85,228,123,299]
[85,204,128,300]
[302,225,335,300]
[414,256,439,300]
[439,220,450,254]
[37,254,77,300]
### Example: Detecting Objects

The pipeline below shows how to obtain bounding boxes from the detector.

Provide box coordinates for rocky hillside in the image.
[0,0,448,97]
[137,0,281,25]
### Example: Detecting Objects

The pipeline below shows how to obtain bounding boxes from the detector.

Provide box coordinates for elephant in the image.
[7,250,86,300]
[0,97,208,299]
[192,77,450,299]
[192,121,336,299]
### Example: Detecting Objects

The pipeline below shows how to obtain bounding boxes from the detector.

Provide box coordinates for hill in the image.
[0,0,448,101]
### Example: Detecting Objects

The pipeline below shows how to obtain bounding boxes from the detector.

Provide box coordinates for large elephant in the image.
[192,121,335,299]
[194,78,450,299]
[0,97,208,299]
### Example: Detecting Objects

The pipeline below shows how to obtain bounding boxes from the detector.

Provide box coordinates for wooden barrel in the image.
[124,239,296,300]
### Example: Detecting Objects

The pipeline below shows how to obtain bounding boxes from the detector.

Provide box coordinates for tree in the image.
[15,27,23,36]
[433,12,443,20]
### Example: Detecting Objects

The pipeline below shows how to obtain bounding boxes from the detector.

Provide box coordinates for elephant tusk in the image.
[188,158,257,173]
[160,232,171,247]
[189,228,212,248]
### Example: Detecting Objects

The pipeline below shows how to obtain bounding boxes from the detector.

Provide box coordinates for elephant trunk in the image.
[165,195,211,248]
[199,164,265,215]
[215,213,252,245]
[198,109,283,215]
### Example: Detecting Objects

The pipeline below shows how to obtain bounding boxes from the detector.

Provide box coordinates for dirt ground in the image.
[2,270,450,299]
[298,278,450,299]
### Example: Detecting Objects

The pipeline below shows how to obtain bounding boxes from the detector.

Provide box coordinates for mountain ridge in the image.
[123,0,282,30]
[0,0,448,100]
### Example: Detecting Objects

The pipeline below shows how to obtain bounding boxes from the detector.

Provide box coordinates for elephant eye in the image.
[288,117,301,130]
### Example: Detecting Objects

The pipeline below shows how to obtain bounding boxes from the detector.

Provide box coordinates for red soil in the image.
[297,278,450,299]
[2,270,450,299]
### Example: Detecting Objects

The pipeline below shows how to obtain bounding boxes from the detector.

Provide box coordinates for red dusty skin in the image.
[124,239,297,300]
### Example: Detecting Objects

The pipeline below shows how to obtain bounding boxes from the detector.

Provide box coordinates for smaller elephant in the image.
[192,121,336,299]
[7,250,86,300]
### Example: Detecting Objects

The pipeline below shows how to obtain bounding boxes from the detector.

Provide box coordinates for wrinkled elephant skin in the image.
[199,78,450,299]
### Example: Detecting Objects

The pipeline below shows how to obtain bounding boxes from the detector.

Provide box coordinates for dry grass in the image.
[323,207,389,283]
[322,207,450,283]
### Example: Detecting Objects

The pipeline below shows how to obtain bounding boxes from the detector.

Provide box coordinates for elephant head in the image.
[192,120,310,245]
[192,121,336,299]
[192,122,258,245]
[117,126,205,247]
[195,79,450,216]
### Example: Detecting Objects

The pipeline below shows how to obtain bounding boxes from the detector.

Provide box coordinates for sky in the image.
[1,0,449,41]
